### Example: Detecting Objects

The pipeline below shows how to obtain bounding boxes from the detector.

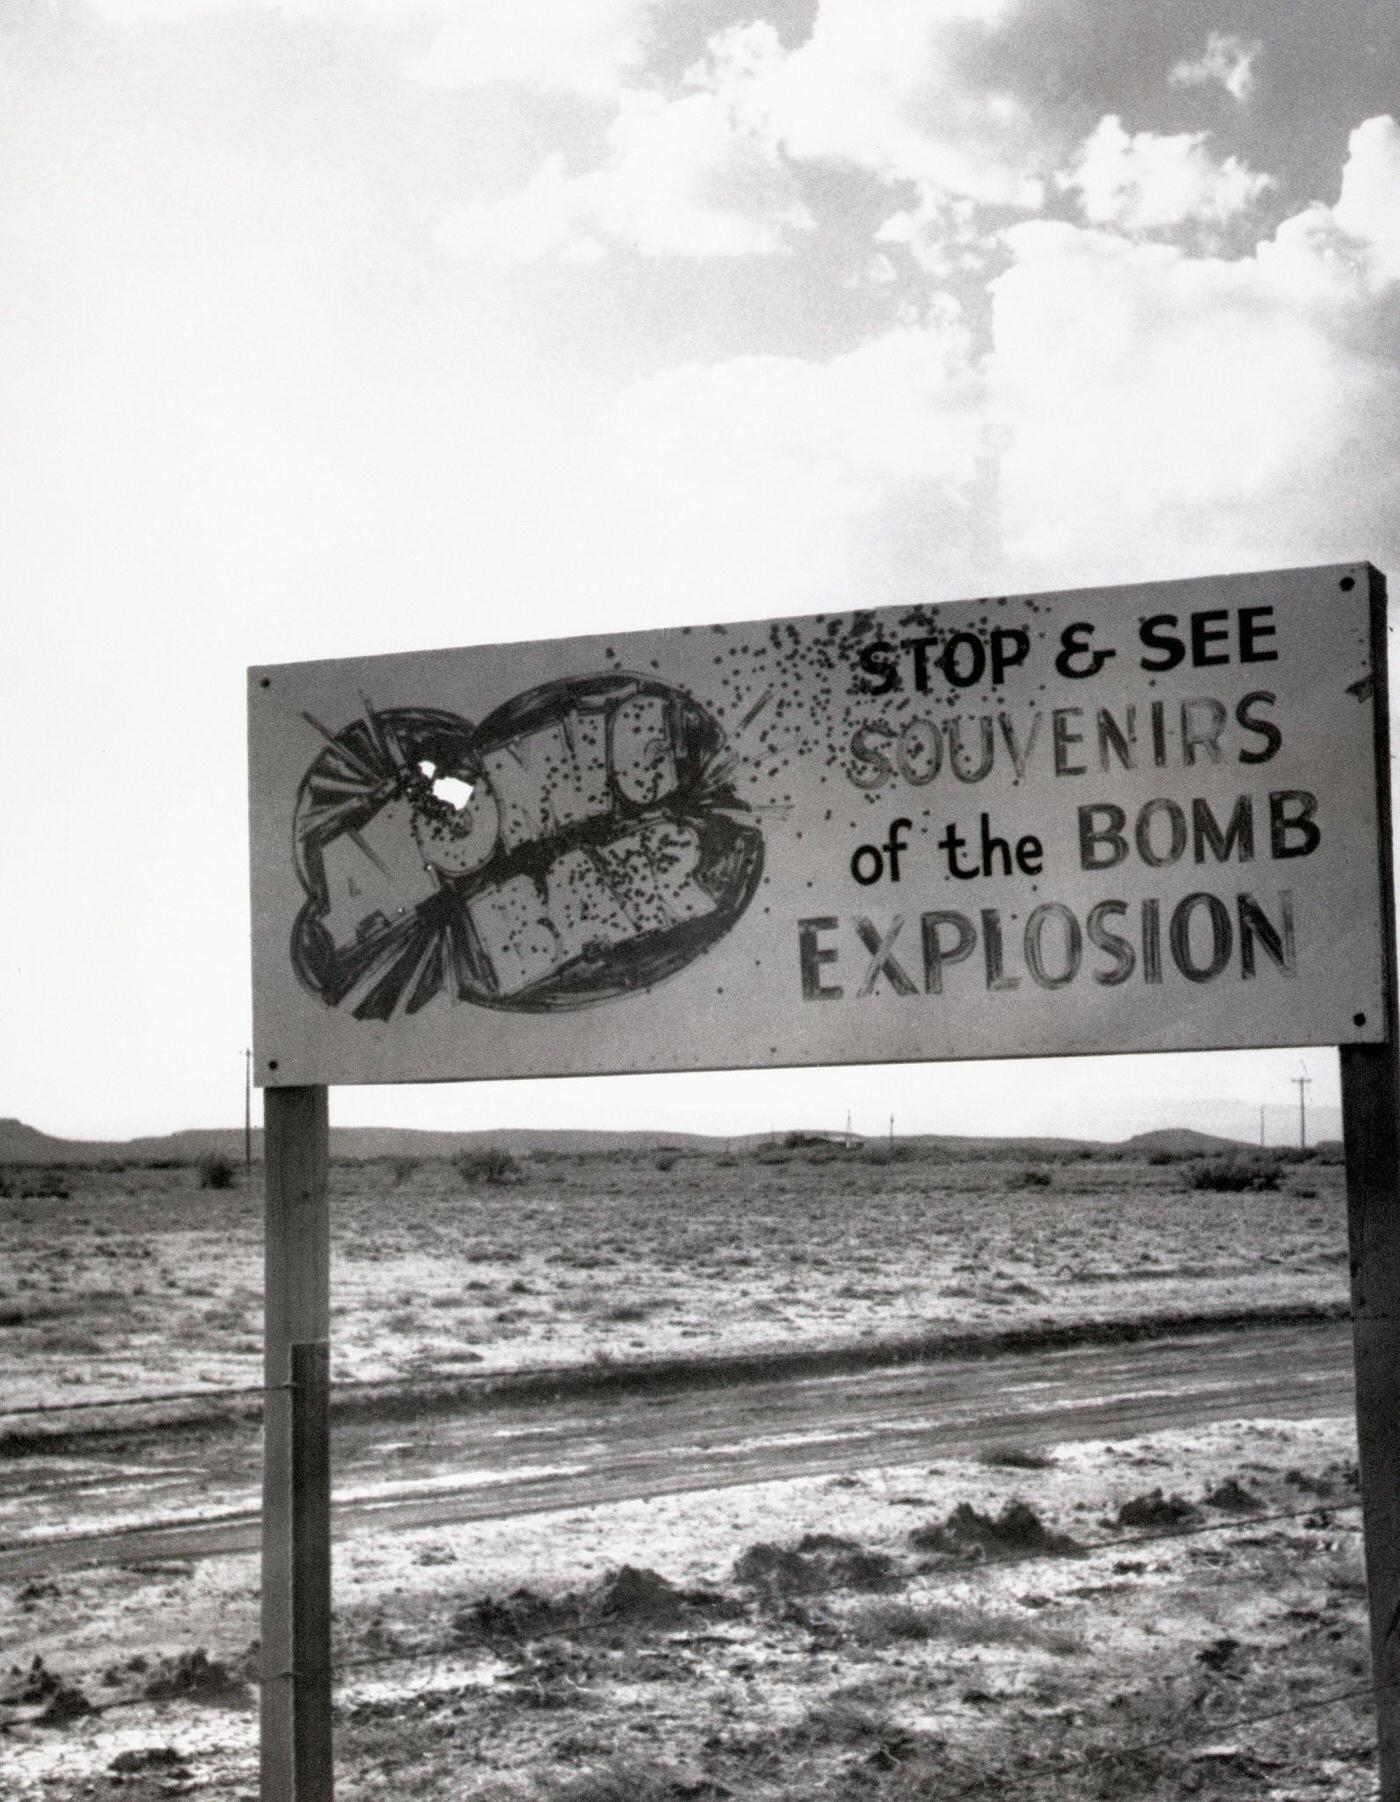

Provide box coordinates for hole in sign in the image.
[417,760,474,811]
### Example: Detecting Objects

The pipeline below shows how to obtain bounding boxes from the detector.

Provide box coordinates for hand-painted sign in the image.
[248,563,1389,1087]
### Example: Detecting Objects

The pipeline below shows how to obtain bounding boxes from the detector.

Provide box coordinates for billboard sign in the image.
[249,563,1388,1087]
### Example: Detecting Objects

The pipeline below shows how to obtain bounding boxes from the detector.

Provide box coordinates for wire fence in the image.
[327,1493,1368,1682]
[4,1490,1372,1718]
[0,1400,1382,1799]
[320,1490,1383,1800]
[935,1679,1388,1802]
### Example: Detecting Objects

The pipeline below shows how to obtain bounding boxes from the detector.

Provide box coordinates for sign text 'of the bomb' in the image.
[248,565,1389,1086]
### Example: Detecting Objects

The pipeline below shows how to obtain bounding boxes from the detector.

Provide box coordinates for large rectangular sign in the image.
[249,563,1389,1087]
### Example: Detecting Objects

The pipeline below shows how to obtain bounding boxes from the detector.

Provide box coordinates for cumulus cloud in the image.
[1170,31,1260,102]
[565,311,994,616]
[448,0,1072,273]
[1062,115,1272,235]
[561,115,1400,613]
[1330,113,1400,286]
[437,156,609,262]
[438,23,813,260]
[993,115,1400,582]
[759,0,1047,206]
[406,0,655,99]
[875,191,990,278]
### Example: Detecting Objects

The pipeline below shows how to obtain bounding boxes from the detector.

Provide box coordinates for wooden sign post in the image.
[249,562,1398,1799]
[1345,1041,1400,1798]
[1341,567,1400,1800]
[261,1086,331,1802]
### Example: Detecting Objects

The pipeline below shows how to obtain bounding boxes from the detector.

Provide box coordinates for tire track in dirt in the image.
[0,1319,1353,1580]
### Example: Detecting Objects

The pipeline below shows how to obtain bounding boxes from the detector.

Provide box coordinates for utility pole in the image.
[888,1113,894,1151]
[1293,1064,1312,1150]
[245,1048,253,1172]
[1260,1104,1266,1148]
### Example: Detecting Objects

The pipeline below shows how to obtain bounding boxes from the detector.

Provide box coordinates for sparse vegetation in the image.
[542,1759,684,1802]
[981,1444,1056,1470]
[1117,1488,1199,1529]
[454,1148,521,1185]
[1189,1156,1281,1193]
[0,1130,1367,1802]
[197,1153,236,1191]
[846,1595,1083,1654]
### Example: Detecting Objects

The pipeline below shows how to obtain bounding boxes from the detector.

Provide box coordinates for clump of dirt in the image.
[1196,1635,1251,1673]
[831,1549,899,1590]
[585,1566,687,1626]
[1202,1476,1263,1512]
[1284,1468,1334,1496]
[2,1657,93,1726]
[37,1678,93,1724]
[1116,1489,1200,1529]
[733,1543,826,1596]
[909,1499,1079,1560]
[141,1648,246,1703]
[16,1578,61,1611]
[454,1586,575,1643]
[734,1538,899,1596]
[109,1747,189,1774]
[980,1446,1056,1470]
[99,1652,151,1687]
[678,1585,747,1619]
[456,1566,718,1648]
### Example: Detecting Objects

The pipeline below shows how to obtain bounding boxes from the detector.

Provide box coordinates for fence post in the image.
[262,1085,332,1802]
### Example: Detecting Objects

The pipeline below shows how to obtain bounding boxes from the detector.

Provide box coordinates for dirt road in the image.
[0,1318,1353,1580]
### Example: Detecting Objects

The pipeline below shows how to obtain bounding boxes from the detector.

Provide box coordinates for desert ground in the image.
[0,1138,1378,1799]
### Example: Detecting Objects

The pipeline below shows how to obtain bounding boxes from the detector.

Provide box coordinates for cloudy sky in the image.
[4,0,1396,1142]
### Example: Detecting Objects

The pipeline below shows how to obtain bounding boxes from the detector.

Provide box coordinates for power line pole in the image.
[1260,1103,1266,1148]
[1293,1066,1312,1149]
[245,1048,254,1173]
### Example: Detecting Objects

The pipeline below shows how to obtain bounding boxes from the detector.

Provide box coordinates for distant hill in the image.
[0,1115,1278,1167]
[1121,1128,1250,1155]
[0,1120,72,1162]
[0,1118,749,1165]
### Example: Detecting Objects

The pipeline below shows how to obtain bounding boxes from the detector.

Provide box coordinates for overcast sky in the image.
[3,0,1396,1142]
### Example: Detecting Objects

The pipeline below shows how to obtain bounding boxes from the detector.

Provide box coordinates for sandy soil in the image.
[0,1146,1346,1412]
[0,1414,1372,1800]
[0,1145,1372,1800]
